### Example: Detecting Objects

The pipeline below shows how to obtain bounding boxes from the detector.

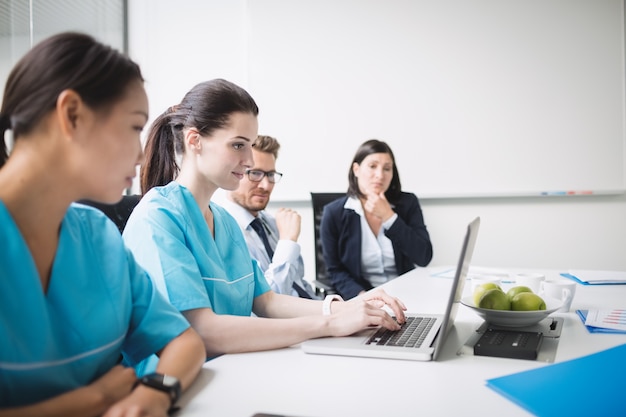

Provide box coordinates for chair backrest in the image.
[310,192,345,295]
[78,194,141,233]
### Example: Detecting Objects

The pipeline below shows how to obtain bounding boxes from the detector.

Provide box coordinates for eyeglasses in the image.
[246,169,283,184]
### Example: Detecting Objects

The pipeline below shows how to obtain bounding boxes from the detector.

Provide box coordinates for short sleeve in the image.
[121,247,190,365]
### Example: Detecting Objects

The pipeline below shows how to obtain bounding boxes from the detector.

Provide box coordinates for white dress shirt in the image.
[221,198,318,299]
[344,196,398,287]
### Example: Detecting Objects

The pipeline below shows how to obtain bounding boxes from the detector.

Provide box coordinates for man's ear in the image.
[56,89,83,137]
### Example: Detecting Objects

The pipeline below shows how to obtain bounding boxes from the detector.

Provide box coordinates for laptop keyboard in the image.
[366,316,436,348]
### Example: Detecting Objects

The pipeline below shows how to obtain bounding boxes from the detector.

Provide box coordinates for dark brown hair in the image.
[347,139,402,203]
[141,79,259,194]
[0,32,143,168]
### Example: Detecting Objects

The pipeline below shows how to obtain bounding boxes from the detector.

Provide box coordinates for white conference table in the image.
[176,267,626,417]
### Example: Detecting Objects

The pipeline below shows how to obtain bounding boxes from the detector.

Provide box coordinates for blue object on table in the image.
[561,272,626,285]
[576,310,626,334]
[486,343,626,417]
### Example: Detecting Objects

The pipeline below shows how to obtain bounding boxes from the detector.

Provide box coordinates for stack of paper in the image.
[486,344,626,417]
[561,270,626,285]
[576,309,626,334]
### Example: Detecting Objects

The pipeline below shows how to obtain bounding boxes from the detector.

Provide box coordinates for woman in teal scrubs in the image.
[123,79,407,358]
[0,33,205,416]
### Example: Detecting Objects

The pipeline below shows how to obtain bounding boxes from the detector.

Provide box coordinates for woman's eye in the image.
[233,143,244,150]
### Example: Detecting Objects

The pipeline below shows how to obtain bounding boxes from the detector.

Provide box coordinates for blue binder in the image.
[576,310,626,334]
[486,343,626,417]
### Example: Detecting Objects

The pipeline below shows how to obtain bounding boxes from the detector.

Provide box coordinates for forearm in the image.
[0,385,108,417]
[154,327,205,391]
[183,308,330,355]
[254,291,320,318]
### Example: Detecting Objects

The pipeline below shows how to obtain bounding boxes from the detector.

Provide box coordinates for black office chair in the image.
[310,192,345,296]
[77,194,142,233]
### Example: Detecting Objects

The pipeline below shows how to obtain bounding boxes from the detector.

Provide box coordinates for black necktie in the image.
[292,282,313,299]
[250,217,312,299]
[250,217,274,259]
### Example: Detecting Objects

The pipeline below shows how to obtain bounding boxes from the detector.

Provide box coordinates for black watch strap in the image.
[135,373,181,408]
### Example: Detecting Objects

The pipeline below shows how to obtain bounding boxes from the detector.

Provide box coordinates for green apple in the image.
[511,292,546,311]
[506,285,533,301]
[478,288,511,311]
[473,282,503,306]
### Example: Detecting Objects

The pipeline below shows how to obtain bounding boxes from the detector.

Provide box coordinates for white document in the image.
[585,309,626,331]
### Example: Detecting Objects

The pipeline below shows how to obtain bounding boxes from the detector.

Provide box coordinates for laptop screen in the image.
[432,216,480,360]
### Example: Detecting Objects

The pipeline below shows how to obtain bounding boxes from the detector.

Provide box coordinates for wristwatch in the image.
[135,372,181,409]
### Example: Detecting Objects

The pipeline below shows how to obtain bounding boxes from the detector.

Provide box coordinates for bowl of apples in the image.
[461,283,563,327]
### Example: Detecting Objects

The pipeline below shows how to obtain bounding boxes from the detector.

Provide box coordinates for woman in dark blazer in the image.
[320,139,433,299]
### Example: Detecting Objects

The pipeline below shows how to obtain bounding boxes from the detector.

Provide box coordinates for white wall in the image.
[246,0,626,201]
[268,192,626,288]
[128,0,626,284]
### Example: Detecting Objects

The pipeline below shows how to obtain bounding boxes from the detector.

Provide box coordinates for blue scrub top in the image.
[123,181,270,318]
[0,202,190,407]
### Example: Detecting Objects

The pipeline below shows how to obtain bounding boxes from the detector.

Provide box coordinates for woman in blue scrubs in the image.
[0,33,205,416]
[123,79,407,357]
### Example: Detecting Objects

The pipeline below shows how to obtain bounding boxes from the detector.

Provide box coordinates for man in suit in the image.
[222,135,318,299]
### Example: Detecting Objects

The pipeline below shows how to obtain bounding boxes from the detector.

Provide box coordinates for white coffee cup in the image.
[515,273,545,293]
[471,275,502,293]
[540,280,577,312]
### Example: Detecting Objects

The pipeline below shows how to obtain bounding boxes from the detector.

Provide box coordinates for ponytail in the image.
[140,110,180,194]
[140,79,259,194]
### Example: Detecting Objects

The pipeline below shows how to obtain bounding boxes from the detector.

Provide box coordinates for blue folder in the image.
[561,272,626,285]
[576,310,626,335]
[486,343,626,417]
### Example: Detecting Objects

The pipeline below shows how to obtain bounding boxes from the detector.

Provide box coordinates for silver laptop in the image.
[302,216,480,361]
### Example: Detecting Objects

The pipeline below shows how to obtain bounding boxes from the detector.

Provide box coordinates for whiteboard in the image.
[246,0,626,200]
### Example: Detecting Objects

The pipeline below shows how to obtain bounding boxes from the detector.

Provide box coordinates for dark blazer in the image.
[320,192,433,299]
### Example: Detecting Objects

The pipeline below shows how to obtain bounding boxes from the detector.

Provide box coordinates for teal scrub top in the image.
[123,181,270,318]
[0,202,190,407]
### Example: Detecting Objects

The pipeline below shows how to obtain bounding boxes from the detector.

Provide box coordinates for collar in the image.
[220,197,257,230]
[344,195,364,215]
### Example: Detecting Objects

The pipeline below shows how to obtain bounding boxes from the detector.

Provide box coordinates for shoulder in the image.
[392,192,423,217]
[66,203,126,253]
[69,203,121,236]
[325,196,349,213]
[140,182,183,210]
[396,192,419,205]
[133,183,190,222]
[124,183,195,242]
